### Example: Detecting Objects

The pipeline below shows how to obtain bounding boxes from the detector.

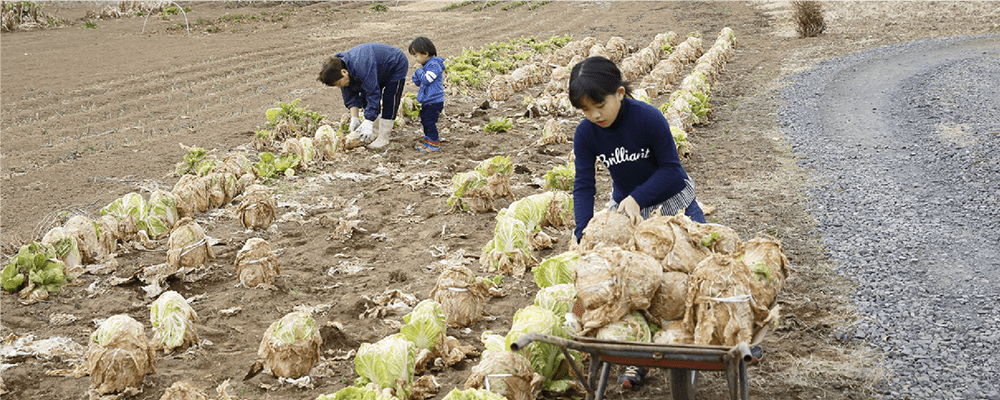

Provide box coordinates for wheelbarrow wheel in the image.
[669,369,697,400]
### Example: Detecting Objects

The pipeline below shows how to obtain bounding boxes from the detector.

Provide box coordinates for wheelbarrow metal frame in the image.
[510,324,769,400]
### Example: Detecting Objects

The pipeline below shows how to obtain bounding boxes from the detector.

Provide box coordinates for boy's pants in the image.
[419,102,444,143]
[363,79,405,121]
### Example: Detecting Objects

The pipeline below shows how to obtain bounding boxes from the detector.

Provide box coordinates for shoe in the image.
[617,365,647,389]
[417,143,439,153]
[749,345,764,365]
[367,117,394,149]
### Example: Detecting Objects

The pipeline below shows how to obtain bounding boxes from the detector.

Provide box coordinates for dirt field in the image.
[2,1,998,399]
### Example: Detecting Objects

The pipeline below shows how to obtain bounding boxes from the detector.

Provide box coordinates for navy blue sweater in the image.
[412,56,445,104]
[573,98,689,239]
[335,43,409,121]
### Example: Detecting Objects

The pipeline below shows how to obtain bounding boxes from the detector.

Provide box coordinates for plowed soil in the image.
[2,1,997,399]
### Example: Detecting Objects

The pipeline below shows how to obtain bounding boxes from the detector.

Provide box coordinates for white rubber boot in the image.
[367,117,394,149]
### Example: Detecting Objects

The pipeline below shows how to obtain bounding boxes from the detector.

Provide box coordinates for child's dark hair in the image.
[568,56,632,108]
[318,57,347,86]
[408,36,437,57]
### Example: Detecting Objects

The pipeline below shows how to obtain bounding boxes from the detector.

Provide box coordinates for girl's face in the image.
[577,86,626,128]
[412,51,430,65]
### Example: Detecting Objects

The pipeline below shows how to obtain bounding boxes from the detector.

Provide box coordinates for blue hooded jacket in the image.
[335,43,409,121]
[411,56,445,105]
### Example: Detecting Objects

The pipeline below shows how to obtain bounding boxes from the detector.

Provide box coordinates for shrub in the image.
[792,1,826,38]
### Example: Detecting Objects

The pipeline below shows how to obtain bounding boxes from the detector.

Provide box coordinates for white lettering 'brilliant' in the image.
[596,147,651,168]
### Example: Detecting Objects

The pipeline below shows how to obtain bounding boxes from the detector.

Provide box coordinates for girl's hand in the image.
[619,196,642,225]
[349,117,361,132]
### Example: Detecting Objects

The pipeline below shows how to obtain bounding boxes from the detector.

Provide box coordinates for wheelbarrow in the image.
[510,323,769,400]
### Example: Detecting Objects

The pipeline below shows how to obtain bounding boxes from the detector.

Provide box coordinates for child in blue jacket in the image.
[409,37,446,153]
[318,43,408,149]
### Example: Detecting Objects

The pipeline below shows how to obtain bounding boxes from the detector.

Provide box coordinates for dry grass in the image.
[792,1,826,38]
[0,1,56,32]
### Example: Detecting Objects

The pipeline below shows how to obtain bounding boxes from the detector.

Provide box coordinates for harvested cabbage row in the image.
[542,36,596,66]
[661,27,737,133]
[488,62,545,101]
[101,191,175,244]
[640,33,702,97]
[524,92,574,118]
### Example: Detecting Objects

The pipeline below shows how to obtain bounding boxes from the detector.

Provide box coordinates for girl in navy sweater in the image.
[571,56,706,242]
[570,55,706,388]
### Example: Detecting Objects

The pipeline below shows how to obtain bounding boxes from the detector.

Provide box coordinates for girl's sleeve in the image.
[573,124,598,241]
[423,60,444,84]
[411,68,422,87]
[627,113,686,207]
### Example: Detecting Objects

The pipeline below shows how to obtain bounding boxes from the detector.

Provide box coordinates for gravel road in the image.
[779,34,1000,399]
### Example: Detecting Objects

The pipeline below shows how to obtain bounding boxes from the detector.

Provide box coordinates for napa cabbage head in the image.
[484,216,531,256]
[533,283,577,323]
[474,155,512,176]
[543,163,574,191]
[504,306,563,377]
[440,388,506,400]
[2,242,68,293]
[596,312,652,343]
[315,385,394,400]
[150,291,197,349]
[400,299,446,352]
[269,311,318,344]
[533,251,578,288]
[93,314,145,346]
[354,334,416,399]
[498,192,551,232]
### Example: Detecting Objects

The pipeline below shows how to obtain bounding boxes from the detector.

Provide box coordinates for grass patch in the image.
[792,1,826,37]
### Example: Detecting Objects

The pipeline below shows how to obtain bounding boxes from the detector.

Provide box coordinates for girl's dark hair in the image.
[408,36,437,57]
[318,57,347,86]
[568,56,632,108]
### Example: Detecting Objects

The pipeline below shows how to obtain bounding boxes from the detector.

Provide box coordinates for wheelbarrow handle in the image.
[510,332,561,351]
